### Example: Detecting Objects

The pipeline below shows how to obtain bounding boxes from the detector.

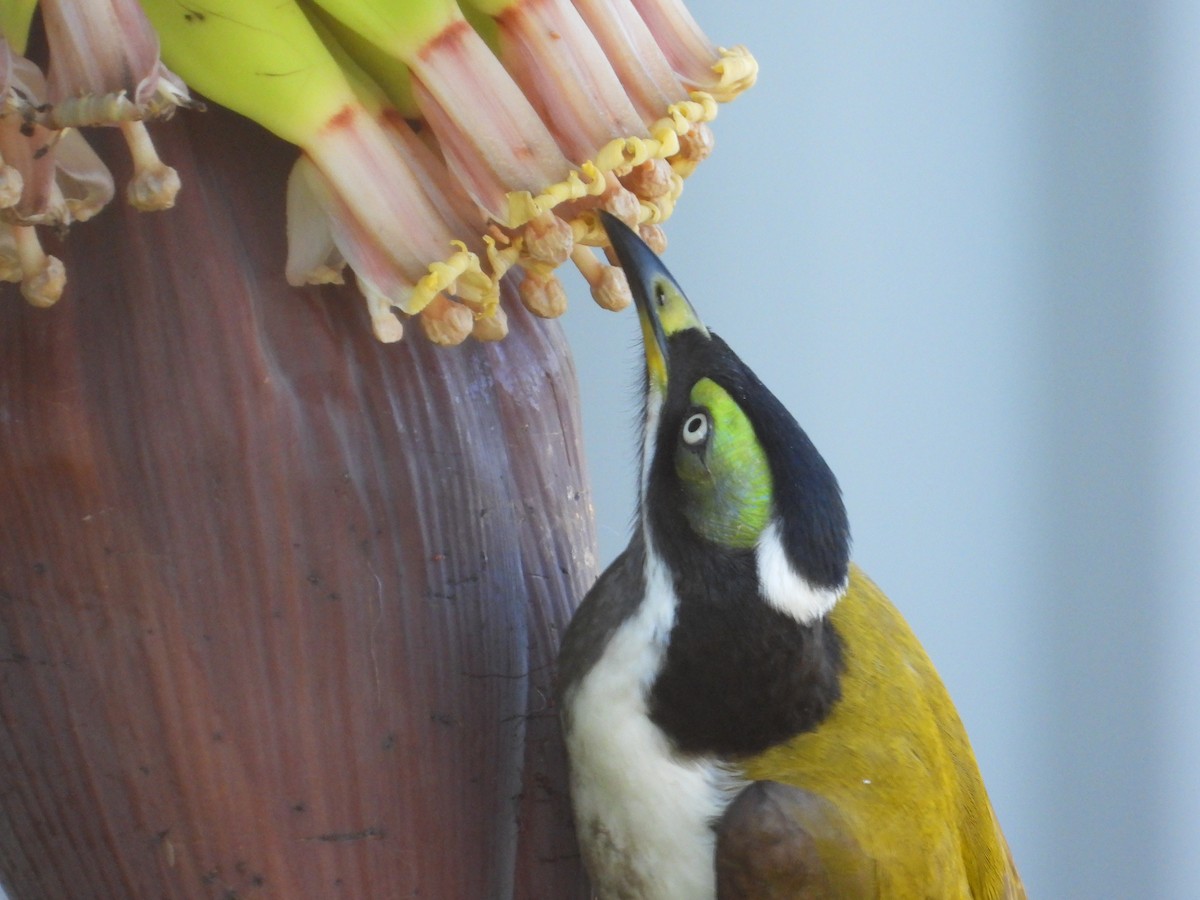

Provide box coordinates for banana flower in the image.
[0,1,753,896]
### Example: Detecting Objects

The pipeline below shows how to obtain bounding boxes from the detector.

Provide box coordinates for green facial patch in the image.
[675,378,773,548]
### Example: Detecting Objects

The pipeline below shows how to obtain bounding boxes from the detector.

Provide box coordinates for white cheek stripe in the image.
[755,519,845,625]
[639,390,664,518]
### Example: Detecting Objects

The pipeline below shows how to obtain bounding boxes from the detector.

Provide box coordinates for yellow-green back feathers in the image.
[740,566,1024,898]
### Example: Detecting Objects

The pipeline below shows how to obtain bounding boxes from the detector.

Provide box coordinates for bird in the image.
[557,211,1024,899]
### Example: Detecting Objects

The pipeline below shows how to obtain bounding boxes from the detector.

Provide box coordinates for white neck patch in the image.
[755,519,845,625]
[563,540,743,898]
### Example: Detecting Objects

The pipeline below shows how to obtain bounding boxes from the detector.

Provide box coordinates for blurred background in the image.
[562,2,1200,897]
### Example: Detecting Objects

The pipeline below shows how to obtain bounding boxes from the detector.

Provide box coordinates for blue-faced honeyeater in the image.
[557,213,1024,899]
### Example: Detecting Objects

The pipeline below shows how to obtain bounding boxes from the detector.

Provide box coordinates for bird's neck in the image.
[646,545,844,758]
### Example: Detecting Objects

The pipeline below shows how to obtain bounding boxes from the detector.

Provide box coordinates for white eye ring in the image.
[681,412,710,446]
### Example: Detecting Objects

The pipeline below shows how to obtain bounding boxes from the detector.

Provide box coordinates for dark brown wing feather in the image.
[716,781,878,899]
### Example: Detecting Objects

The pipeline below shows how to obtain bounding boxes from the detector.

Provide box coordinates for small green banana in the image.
[0,0,37,52]
[140,0,360,147]
[304,1,420,119]
[302,0,460,62]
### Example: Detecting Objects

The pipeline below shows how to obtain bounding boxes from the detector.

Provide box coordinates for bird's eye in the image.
[653,283,667,307]
[681,411,710,447]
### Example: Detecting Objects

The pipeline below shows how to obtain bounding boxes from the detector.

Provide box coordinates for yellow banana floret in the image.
[710,45,759,101]
[2,0,756,342]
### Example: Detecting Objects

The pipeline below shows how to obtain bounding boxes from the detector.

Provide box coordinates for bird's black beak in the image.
[598,211,709,395]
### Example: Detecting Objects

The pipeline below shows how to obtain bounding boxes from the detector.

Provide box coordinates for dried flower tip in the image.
[0,162,22,208]
[284,155,347,286]
[521,211,574,267]
[593,267,632,311]
[12,224,65,307]
[621,159,673,201]
[359,279,405,343]
[671,121,714,178]
[303,265,345,286]
[22,255,66,307]
[519,272,567,318]
[471,304,509,342]
[571,245,630,312]
[120,121,180,211]
[600,172,642,228]
[420,294,474,346]
[639,223,667,255]
[55,128,115,223]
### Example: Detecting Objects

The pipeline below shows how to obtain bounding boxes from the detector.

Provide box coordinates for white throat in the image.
[563,539,742,899]
[755,518,846,625]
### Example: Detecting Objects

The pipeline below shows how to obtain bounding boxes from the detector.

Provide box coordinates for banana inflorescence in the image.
[0,0,754,342]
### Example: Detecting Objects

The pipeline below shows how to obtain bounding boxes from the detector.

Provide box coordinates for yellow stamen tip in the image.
[409,244,482,315]
[712,46,759,100]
